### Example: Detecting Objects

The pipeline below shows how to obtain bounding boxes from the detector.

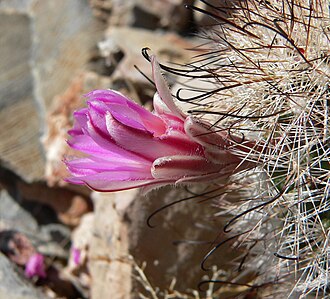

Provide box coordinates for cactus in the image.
[159,0,329,297]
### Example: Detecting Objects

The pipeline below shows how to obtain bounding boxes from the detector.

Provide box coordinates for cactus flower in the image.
[65,56,249,192]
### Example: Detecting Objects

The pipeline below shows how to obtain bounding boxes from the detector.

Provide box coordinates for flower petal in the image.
[88,90,166,136]
[106,113,200,160]
[151,55,185,120]
[66,171,171,192]
[151,155,223,179]
[69,117,152,165]
[184,116,230,151]
[66,156,151,176]
[68,109,89,136]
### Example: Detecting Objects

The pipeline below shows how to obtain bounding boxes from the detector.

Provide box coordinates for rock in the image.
[0,189,39,234]
[0,188,70,259]
[0,11,44,182]
[42,72,111,188]
[98,26,198,98]
[64,213,94,298]
[0,0,103,182]
[90,0,194,32]
[0,0,34,13]
[88,190,134,299]
[0,252,50,299]
[0,230,36,267]
[88,187,222,298]
[193,0,242,27]
[69,213,94,271]
[16,180,92,227]
[31,1,104,110]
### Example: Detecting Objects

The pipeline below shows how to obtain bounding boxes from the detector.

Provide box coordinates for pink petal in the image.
[85,89,131,106]
[111,100,166,137]
[68,109,89,136]
[87,90,166,136]
[66,156,151,176]
[87,101,112,137]
[67,134,113,156]
[185,117,258,163]
[184,116,230,151]
[84,115,152,163]
[151,55,185,120]
[153,92,172,116]
[67,171,171,192]
[69,120,152,167]
[151,155,223,180]
[105,113,199,160]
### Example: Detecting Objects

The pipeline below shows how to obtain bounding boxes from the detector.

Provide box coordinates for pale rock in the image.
[69,213,94,271]
[0,188,69,259]
[89,187,221,297]
[99,27,197,92]
[0,252,50,299]
[88,190,135,299]
[42,72,110,187]
[64,213,94,298]
[91,0,194,32]
[0,0,103,182]
[0,11,44,182]
[0,189,39,234]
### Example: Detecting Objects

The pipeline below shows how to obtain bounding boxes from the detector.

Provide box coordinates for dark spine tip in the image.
[141,47,151,62]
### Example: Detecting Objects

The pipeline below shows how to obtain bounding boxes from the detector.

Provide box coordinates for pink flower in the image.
[24,253,46,279]
[65,56,247,192]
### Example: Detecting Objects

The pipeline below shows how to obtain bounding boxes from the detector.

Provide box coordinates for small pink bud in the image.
[24,253,46,279]
[71,247,81,265]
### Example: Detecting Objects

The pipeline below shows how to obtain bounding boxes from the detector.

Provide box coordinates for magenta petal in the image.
[85,89,131,107]
[71,247,81,265]
[68,134,112,156]
[72,121,152,165]
[151,155,223,179]
[106,113,200,160]
[87,90,166,136]
[67,169,152,183]
[66,156,151,177]
[87,101,111,136]
[85,117,152,163]
[25,253,46,279]
[66,85,250,192]
[110,101,166,136]
[67,171,170,192]
[68,109,89,136]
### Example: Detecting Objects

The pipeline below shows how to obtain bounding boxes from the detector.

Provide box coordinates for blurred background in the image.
[0,0,230,298]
